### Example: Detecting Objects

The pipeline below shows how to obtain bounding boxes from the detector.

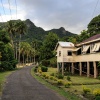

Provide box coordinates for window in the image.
[59,51,61,56]
[91,43,95,50]
[68,51,72,56]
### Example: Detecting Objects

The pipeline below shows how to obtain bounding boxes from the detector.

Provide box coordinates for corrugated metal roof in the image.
[80,34,100,44]
[58,41,74,47]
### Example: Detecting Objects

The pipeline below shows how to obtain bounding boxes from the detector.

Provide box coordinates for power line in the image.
[8,0,12,19]
[91,0,99,19]
[15,0,17,19]
[1,0,7,21]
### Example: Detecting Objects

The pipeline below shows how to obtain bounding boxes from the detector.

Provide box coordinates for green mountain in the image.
[24,19,76,41]
[0,19,76,42]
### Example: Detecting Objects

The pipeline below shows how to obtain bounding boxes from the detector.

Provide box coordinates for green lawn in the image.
[0,71,13,95]
[38,67,100,98]
[31,67,81,100]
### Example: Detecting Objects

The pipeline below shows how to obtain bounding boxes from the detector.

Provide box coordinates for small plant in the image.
[41,66,48,72]
[56,73,64,79]
[42,74,46,78]
[82,86,91,94]
[49,76,53,80]
[57,80,63,85]
[95,96,100,100]
[93,89,100,96]
[45,75,49,79]
[67,76,71,81]
[64,82,72,88]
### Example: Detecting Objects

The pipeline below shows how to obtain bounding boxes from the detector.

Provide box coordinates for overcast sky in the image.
[0,0,100,34]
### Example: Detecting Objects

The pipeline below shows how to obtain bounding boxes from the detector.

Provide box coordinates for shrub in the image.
[64,82,72,88]
[93,89,100,96]
[57,80,63,85]
[41,66,48,72]
[45,75,49,79]
[49,76,53,80]
[82,86,91,94]
[67,76,71,81]
[42,74,46,77]
[41,60,50,66]
[56,73,64,79]
[50,73,54,76]
[95,96,100,100]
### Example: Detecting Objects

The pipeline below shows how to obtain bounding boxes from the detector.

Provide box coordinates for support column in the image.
[93,61,97,78]
[87,62,90,77]
[79,62,82,76]
[71,62,74,74]
[57,62,59,72]
[62,62,64,75]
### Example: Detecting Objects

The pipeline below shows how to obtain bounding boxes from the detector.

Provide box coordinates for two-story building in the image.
[55,34,100,78]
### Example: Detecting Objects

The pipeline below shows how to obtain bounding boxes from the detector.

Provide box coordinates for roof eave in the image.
[76,38,100,47]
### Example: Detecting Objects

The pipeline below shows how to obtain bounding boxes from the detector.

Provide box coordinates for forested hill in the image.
[0,19,76,41]
[23,19,76,41]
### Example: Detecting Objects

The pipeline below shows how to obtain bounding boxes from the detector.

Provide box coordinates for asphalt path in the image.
[1,66,66,100]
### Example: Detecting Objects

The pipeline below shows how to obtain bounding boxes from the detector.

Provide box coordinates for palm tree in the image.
[15,20,27,64]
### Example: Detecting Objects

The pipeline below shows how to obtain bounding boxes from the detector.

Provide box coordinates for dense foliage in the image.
[88,15,100,36]
[39,32,58,60]
[0,31,17,71]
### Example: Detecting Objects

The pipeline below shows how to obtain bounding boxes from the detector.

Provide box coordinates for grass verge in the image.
[0,71,14,96]
[31,67,82,100]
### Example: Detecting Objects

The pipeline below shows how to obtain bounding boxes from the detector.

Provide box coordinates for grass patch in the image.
[31,67,81,100]
[0,71,14,95]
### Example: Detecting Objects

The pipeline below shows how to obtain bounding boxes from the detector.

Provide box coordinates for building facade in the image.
[55,34,100,78]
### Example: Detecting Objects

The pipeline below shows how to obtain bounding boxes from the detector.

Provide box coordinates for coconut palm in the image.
[15,20,27,64]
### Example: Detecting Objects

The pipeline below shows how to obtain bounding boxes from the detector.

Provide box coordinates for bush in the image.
[82,86,91,94]
[41,60,50,66]
[45,75,49,79]
[64,82,72,88]
[41,66,48,72]
[93,89,100,96]
[56,73,64,79]
[95,96,100,100]
[49,76,53,80]
[67,76,71,81]
[50,73,54,76]
[57,80,63,85]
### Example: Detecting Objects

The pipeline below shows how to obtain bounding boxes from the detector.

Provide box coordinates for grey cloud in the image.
[17,0,100,34]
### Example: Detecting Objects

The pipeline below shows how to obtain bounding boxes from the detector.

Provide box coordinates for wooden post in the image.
[71,62,74,74]
[62,62,64,75]
[87,62,90,77]
[79,62,82,76]
[93,61,97,78]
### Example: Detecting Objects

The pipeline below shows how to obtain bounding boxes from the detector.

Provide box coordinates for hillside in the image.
[0,19,76,42]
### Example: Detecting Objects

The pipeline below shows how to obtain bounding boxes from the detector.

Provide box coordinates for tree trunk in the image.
[18,34,21,65]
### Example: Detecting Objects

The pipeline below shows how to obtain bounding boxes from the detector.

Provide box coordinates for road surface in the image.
[1,66,66,100]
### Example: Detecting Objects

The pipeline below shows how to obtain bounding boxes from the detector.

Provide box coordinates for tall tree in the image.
[40,32,58,60]
[15,20,27,64]
[88,14,100,36]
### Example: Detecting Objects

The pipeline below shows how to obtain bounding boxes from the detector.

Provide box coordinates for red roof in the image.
[81,34,100,44]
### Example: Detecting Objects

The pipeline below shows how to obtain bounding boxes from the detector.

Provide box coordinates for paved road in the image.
[1,66,66,100]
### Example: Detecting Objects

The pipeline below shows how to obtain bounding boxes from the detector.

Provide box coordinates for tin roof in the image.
[55,41,74,50]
